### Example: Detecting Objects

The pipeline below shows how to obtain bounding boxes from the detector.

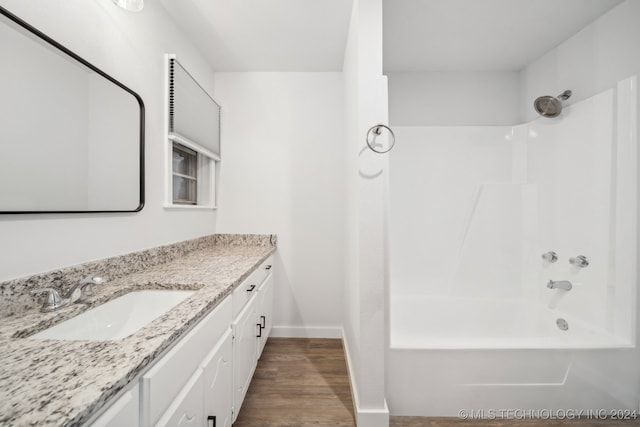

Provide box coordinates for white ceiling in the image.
[159,0,353,72]
[383,0,624,72]
[161,0,624,73]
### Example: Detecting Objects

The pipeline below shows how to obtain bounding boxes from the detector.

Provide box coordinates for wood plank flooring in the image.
[233,338,638,427]
[233,338,355,426]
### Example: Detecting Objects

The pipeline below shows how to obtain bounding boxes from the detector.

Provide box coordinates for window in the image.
[172,144,197,204]
[165,54,220,209]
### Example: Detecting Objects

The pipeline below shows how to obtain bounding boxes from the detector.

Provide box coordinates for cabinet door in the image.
[256,272,274,358]
[141,297,231,427]
[155,369,204,427]
[202,329,233,427]
[231,296,259,422]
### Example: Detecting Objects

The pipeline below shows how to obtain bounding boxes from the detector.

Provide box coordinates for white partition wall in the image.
[342,0,390,425]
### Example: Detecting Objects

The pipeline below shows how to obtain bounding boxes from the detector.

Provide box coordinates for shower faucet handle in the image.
[541,251,558,263]
[569,255,589,268]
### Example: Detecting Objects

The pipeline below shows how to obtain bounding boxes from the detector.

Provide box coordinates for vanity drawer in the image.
[141,297,232,427]
[253,256,273,290]
[231,256,273,318]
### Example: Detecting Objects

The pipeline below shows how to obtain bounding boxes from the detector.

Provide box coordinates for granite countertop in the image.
[0,238,275,426]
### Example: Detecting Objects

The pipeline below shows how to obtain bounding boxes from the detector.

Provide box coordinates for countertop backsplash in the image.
[0,233,276,319]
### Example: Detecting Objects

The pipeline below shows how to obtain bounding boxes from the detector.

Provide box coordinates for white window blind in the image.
[165,54,219,209]
[168,58,220,157]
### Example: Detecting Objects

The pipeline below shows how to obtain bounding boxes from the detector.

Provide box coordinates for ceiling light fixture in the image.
[112,0,144,12]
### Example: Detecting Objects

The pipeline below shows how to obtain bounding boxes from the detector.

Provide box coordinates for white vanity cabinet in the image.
[256,271,274,358]
[88,255,274,427]
[140,296,232,427]
[231,256,273,422]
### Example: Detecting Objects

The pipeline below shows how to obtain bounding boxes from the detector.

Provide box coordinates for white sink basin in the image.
[30,290,194,341]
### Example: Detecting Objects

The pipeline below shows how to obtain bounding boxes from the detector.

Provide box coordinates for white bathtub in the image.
[390,295,630,350]
[386,295,637,417]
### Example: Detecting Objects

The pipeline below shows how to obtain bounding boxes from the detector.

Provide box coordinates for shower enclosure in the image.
[384,0,640,417]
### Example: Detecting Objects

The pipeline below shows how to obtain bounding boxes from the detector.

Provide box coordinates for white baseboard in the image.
[270,326,343,339]
[341,328,390,427]
[356,407,390,427]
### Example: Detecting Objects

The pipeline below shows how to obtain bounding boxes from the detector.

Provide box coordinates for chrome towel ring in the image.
[366,124,395,153]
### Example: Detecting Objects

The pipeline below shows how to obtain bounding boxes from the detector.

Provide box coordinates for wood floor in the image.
[233,338,638,427]
[233,338,355,426]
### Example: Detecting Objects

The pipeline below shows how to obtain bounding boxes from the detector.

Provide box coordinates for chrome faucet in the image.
[547,280,572,291]
[32,274,105,312]
[30,288,68,313]
[68,274,106,302]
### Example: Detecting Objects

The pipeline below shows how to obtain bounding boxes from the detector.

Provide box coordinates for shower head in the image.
[533,90,572,118]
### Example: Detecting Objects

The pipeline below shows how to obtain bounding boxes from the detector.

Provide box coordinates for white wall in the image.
[387,71,520,126]
[343,0,390,424]
[342,4,362,418]
[0,0,217,282]
[519,0,640,122]
[213,72,345,335]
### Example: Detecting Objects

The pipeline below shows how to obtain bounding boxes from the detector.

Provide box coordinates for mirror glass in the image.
[0,7,144,213]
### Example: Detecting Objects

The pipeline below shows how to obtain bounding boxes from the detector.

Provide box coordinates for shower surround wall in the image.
[390,81,634,340]
[391,86,626,326]
[386,1,640,416]
[386,79,637,414]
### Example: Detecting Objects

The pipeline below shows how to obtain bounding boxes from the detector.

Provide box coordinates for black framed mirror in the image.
[0,6,144,213]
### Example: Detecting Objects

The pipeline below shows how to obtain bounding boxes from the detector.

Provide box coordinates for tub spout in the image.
[547,280,572,291]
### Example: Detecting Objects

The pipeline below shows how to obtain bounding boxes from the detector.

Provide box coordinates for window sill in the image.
[163,204,217,210]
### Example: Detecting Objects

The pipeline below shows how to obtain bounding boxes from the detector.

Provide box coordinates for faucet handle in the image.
[80,283,95,299]
[569,255,589,268]
[80,274,105,285]
[78,275,105,301]
[541,251,558,263]
[31,288,69,312]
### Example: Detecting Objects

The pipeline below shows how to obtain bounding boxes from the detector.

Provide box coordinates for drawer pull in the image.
[265,265,272,270]
[260,315,266,328]
[246,284,256,292]
[207,415,216,427]
[256,323,263,337]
